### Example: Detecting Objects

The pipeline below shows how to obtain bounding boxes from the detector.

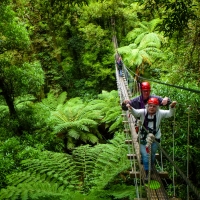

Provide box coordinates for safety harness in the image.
[140,113,160,145]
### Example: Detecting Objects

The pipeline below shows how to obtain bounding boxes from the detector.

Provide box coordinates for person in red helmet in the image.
[126,98,177,183]
[122,81,170,110]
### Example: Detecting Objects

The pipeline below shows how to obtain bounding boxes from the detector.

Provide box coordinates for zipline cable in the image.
[124,65,200,94]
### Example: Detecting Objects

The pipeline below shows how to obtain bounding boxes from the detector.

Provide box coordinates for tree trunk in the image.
[0,79,23,136]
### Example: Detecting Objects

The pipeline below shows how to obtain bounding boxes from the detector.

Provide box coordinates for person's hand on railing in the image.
[170,101,177,108]
[126,103,132,110]
[122,100,131,111]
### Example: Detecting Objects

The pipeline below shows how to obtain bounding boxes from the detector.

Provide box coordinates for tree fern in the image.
[51,97,104,149]
[102,109,123,132]
[41,92,67,111]
[0,181,72,200]
[127,18,163,44]
[80,133,99,143]
[98,90,123,133]
[90,133,130,190]
[72,145,97,192]
[19,152,79,188]
[119,18,165,72]
[0,133,135,199]
[118,40,165,70]
[103,184,137,199]
[108,116,123,132]
[138,32,161,49]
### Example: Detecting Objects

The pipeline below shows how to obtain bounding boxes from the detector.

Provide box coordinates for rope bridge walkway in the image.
[115,63,200,200]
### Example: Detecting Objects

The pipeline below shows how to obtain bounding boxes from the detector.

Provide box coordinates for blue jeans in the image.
[140,142,158,171]
[119,69,122,76]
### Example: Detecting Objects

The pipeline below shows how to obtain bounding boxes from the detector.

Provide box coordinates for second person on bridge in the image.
[126,98,177,183]
[121,81,170,110]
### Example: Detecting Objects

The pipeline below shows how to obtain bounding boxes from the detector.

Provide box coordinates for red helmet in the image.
[141,82,151,90]
[147,98,159,105]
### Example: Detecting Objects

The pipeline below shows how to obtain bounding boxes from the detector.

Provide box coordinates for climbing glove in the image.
[146,133,155,146]
[121,102,128,111]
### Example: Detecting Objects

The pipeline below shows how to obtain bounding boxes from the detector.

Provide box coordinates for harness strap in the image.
[141,113,157,140]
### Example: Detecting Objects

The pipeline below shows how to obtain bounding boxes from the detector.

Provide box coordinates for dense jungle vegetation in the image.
[0,0,200,199]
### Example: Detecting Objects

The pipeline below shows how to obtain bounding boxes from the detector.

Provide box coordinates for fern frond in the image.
[7,171,40,186]
[103,110,120,122]
[138,32,161,49]
[105,184,136,199]
[72,145,97,190]
[91,134,130,190]
[0,181,71,200]
[18,152,79,188]
[108,117,123,132]
[67,137,76,150]
[57,91,67,105]
[68,129,80,139]
[86,133,99,143]
[1,133,134,198]
[52,111,69,123]
[134,32,148,44]
[126,28,144,42]
[148,18,162,31]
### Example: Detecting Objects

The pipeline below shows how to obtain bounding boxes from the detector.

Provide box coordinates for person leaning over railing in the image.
[126,98,177,183]
[122,82,170,110]
[121,81,170,133]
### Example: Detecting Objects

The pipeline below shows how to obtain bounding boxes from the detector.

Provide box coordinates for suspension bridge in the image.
[115,55,200,200]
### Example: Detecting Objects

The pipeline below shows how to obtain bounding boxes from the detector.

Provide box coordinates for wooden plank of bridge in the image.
[127,153,160,160]
[149,165,169,199]
[129,171,169,179]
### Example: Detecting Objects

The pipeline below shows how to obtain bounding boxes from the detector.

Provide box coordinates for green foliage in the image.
[41,91,67,111]
[104,184,136,199]
[152,83,200,196]
[118,43,163,68]
[0,138,20,188]
[0,133,134,200]
[6,90,123,153]
[0,4,30,51]
[1,0,200,198]
[118,18,165,71]
[0,137,49,189]
[51,97,104,149]
[2,61,44,97]
[0,181,73,200]
[0,1,46,137]
[99,90,123,133]
[91,133,130,191]
[142,0,196,36]
[20,152,79,188]
[126,19,163,45]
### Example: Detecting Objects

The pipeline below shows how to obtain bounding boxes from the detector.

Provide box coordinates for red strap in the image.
[146,146,149,153]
